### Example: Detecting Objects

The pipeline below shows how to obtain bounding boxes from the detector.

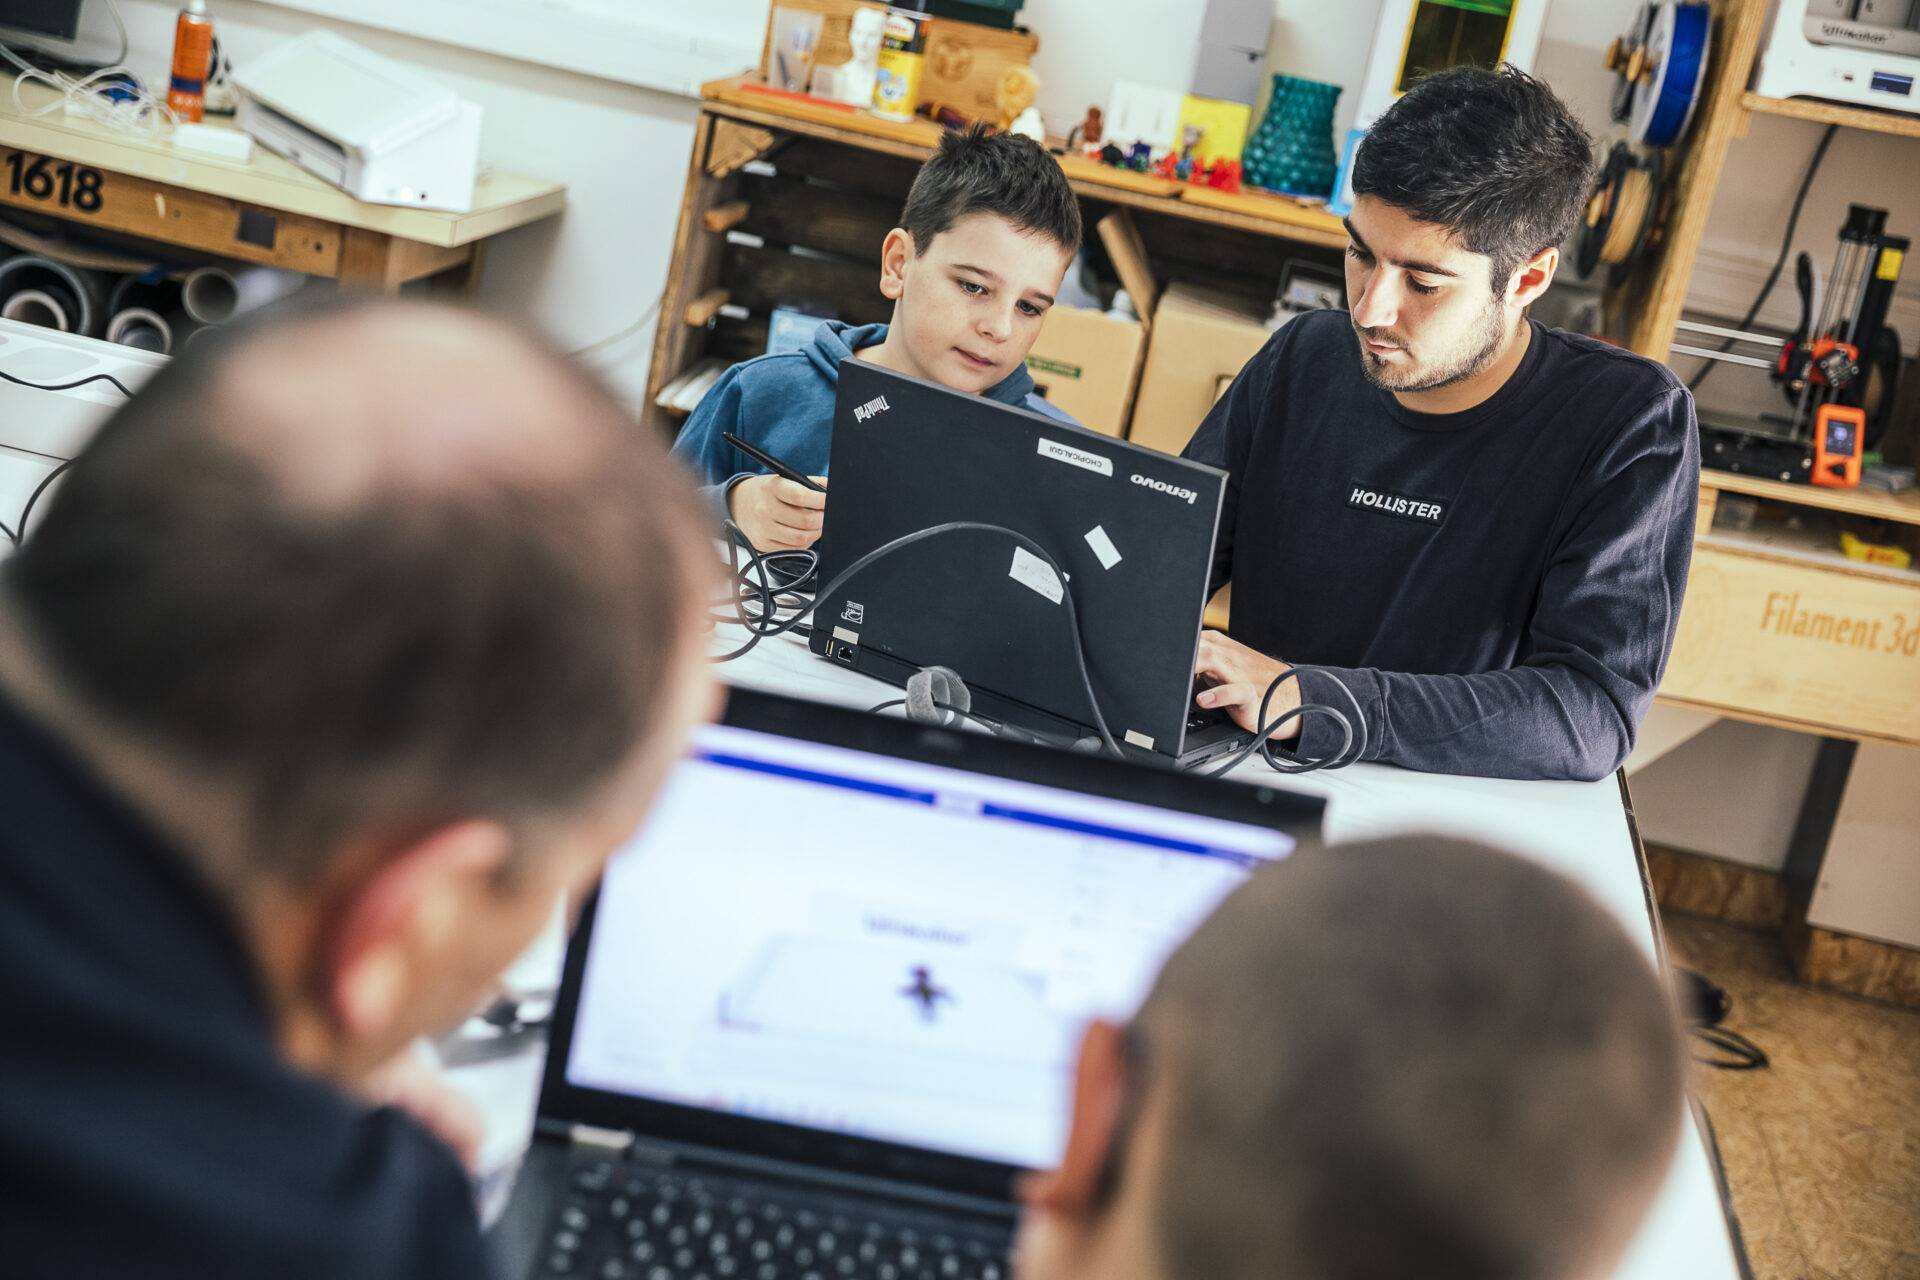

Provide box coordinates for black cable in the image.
[14,458,72,543]
[1,367,131,543]
[1692,1024,1769,1071]
[0,366,133,539]
[1689,125,1838,395]
[1201,667,1362,778]
[712,524,817,640]
[714,521,1123,758]
[0,369,137,398]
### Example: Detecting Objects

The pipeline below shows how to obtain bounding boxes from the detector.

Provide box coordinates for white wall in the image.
[79,0,707,410]
[1024,0,1209,138]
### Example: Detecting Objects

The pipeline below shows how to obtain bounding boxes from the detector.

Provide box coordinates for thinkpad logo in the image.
[1347,483,1447,525]
[1130,473,1197,505]
[853,395,891,423]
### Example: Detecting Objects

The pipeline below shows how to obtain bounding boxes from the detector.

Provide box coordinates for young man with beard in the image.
[1184,66,1699,780]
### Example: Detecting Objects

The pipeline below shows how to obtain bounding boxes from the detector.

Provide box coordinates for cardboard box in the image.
[1023,305,1146,439]
[1128,283,1274,456]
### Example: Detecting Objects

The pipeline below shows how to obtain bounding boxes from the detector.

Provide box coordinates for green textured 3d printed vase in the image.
[1243,74,1341,200]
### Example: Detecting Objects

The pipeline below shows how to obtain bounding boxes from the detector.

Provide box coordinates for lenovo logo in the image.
[1130,473,1197,505]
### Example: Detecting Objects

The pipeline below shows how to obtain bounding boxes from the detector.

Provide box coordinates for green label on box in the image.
[1027,355,1084,380]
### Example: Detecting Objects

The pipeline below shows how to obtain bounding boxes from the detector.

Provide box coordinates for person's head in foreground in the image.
[1345,64,1595,398]
[874,122,1083,395]
[1017,836,1687,1280]
[0,297,717,1271]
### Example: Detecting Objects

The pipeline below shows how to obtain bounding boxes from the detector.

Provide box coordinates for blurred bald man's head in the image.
[7,295,719,863]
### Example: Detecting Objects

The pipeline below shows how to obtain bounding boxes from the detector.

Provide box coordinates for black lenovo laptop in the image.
[493,687,1323,1280]
[808,360,1246,768]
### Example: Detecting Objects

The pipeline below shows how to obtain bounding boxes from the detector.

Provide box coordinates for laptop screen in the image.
[560,720,1295,1172]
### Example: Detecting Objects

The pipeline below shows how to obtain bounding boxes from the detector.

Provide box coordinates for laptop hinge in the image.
[567,1123,634,1152]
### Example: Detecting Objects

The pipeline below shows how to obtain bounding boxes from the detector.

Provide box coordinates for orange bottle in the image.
[167,0,214,123]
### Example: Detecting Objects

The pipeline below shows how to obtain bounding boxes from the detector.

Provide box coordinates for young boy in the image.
[1017,836,1689,1280]
[671,124,1083,554]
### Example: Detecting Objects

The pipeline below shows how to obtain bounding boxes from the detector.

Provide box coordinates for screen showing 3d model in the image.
[566,723,1294,1169]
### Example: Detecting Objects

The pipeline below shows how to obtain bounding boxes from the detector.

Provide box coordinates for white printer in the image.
[234,31,484,213]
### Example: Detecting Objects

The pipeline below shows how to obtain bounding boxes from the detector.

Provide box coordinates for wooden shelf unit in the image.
[644,78,1351,435]
[1703,470,1920,528]
[1741,91,1920,141]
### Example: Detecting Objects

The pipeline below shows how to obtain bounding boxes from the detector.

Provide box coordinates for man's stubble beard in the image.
[1354,298,1508,394]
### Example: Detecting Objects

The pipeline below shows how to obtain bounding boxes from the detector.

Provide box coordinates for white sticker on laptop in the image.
[1037,438,1114,477]
[1084,525,1122,570]
[1008,546,1064,604]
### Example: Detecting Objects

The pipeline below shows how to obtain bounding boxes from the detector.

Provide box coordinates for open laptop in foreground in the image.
[493,687,1323,1280]
[808,360,1249,769]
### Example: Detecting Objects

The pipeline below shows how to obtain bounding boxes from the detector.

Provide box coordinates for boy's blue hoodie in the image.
[671,320,1076,515]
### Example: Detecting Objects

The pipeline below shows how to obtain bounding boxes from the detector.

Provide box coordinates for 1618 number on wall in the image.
[4,152,104,213]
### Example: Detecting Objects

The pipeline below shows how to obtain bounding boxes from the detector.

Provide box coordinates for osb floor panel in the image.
[1662,913,1920,1279]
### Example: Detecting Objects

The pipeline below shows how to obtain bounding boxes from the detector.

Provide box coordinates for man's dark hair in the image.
[899,123,1082,255]
[1135,837,1685,1280]
[4,297,713,888]
[1352,65,1595,294]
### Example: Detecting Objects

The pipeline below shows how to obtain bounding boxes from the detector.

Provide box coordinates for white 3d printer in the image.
[233,31,484,213]
[1754,0,1920,115]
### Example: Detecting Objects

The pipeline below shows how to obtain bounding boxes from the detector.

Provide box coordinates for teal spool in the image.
[1243,74,1342,200]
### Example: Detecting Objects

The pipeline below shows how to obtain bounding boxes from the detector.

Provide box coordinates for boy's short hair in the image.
[1352,65,1595,294]
[899,123,1082,255]
[1135,837,1685,1280]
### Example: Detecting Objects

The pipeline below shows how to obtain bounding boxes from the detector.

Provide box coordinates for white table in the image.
[458,624,1745,1279]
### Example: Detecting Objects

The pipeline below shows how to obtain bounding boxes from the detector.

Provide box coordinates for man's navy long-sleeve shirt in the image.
[0,692,490,1279]
[1182,309,1698,781]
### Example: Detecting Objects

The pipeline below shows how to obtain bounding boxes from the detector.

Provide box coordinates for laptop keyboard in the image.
[540,1158,1013,1280]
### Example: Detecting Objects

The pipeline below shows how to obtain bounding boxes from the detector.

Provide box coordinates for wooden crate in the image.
[1660,542,1920,747]
[921,19,1039,124]
[755,3,1036,128]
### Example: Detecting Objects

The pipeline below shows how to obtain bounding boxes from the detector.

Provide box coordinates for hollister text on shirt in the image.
[1347,482,1447,525]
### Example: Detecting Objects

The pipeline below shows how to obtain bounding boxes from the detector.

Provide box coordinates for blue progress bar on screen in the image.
[697,751,938,805]
[699,751,1264,866]
[981,804,1263,867]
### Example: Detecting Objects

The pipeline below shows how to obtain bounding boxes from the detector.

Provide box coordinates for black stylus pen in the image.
[723,432,828,493]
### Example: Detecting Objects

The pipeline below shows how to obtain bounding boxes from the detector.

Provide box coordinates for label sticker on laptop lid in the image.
[1037,438,1113,477]
[1084,525,1122,570]
[1008,546,1065,604]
